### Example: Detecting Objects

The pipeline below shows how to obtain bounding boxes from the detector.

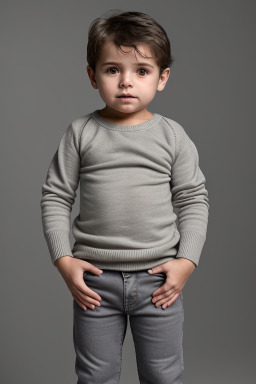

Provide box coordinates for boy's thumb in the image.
[85,262,104,275]
[95,267,104,275]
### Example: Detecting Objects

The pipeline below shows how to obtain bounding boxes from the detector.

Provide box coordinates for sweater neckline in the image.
[91,109,162,131]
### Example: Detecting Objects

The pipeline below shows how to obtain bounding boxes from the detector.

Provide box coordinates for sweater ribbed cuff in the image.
[44,229,73,265]
[176,229,206,267]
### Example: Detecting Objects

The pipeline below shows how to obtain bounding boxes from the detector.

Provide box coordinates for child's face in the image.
[87,40,170,116]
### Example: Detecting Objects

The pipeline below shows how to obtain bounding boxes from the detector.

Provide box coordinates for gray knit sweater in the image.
[40,110,209,271]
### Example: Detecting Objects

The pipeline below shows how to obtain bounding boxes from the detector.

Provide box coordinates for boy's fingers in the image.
[79,292,100,309]
[165,293,180,307]
[82,289,102,305]
[84,295,101,308]
[78,284,102,303]
[74,289,100,309]
[85,265,103,276]
[152,282,168,297]
[76,278,102,301]
[160,292,180,305]
[73,294,87,311]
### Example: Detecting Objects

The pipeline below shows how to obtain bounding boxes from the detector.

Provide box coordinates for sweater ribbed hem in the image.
[175,229,206,267]
[44,229,73,265]
[71,237,180,271]
[78,256,177,272]
[44,228,206,269]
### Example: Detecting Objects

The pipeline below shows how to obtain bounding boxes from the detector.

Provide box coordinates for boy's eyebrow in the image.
[101,61,154,68]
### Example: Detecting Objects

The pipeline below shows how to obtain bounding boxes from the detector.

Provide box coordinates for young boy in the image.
[40,10,209,384]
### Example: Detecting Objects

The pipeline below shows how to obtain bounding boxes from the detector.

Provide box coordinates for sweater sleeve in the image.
[40,121,81,266]
[170,124,210,267]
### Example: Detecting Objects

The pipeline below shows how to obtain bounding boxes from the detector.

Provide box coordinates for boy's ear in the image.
[87,65,98,89]
[157,68,170,92]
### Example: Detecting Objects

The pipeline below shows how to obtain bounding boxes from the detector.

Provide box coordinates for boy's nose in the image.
[120,76,133,87]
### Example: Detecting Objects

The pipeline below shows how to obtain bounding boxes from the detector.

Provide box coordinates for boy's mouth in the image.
[117,93,136,98]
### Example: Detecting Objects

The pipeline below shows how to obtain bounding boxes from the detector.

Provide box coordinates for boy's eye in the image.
[106,67,149,76]
[106,67,118,74]
[138,68,148,76]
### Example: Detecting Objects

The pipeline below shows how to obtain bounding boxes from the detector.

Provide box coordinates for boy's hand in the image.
[148,258,196,309]
[54,256,103,311]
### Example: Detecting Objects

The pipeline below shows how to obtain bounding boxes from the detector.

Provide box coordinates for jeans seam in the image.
[116,327,124,383]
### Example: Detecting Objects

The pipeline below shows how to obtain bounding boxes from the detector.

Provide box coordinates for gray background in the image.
[1,0,255,383]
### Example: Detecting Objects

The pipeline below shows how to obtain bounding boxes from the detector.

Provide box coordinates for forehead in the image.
[97,40,157,65]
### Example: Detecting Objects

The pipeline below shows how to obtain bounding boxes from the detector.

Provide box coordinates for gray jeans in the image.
[73,269,184,384]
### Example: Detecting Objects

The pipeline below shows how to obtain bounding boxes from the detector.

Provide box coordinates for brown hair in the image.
[87,10,175,77]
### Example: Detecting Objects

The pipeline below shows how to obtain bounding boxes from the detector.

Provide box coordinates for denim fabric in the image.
[73,269,184,384]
